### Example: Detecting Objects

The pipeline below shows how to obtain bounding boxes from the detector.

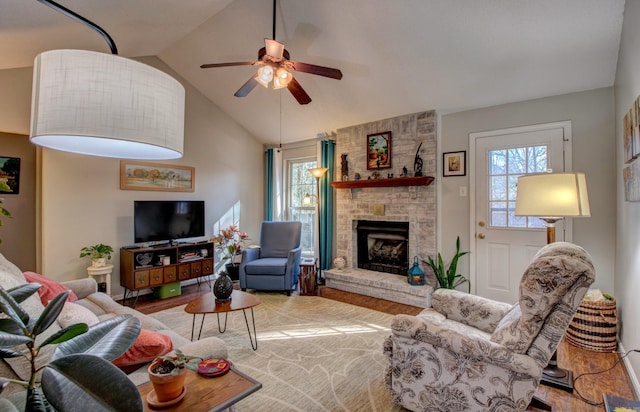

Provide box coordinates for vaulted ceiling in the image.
[1,0,625,145]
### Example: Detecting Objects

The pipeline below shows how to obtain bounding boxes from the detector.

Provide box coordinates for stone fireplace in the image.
[324,110,437,307]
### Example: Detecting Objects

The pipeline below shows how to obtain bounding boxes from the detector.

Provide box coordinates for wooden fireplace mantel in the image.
[330,176,434,190]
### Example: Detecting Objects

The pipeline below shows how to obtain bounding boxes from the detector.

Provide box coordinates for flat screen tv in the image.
[134,200,205,243]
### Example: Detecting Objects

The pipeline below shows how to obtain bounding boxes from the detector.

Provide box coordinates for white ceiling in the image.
[1,0,625,145]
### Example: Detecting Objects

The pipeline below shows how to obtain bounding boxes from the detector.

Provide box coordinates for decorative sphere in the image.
[334,257,346,270]
[213,272,233,302]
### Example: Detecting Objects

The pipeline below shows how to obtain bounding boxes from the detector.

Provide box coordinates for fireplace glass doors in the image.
[356,220,409,275]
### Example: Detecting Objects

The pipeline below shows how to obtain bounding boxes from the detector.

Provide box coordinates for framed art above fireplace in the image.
[367,131,392,170]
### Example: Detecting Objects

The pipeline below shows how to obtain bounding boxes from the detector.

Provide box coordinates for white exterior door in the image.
[470,122,570,304]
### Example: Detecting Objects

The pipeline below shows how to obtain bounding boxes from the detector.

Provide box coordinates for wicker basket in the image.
[566,298,618,352]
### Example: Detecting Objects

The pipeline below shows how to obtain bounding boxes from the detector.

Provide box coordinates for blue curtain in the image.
[265,148,274,221]
[319,140,335,271]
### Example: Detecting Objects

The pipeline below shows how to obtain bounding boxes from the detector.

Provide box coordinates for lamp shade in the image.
[309,167,328,179]
[515,172,590,218]
[30,49,185,159]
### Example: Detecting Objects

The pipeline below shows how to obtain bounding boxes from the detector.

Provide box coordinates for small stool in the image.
[87,264,113,295]
[299,258,317,296]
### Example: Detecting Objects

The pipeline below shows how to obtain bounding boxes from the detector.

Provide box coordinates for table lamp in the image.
[515,171,590,392]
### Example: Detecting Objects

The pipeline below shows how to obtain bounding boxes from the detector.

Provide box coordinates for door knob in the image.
[478,233,485,239]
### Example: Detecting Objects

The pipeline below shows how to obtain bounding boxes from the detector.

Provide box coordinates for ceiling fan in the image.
[200,0,342,105]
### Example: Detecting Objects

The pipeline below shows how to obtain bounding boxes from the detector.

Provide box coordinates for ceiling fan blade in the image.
[234,76,259,97]
[264,38,285,60]
[200,61,255,69]
[287,77,312,105]
[290,61,343,80]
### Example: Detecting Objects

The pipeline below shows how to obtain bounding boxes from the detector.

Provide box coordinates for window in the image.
[488,145,548,229]
[287,158,317,256]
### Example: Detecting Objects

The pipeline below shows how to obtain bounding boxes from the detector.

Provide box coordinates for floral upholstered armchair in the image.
[383,242,595,412]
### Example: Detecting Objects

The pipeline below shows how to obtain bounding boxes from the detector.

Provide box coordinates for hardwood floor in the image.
[134,283,637,411]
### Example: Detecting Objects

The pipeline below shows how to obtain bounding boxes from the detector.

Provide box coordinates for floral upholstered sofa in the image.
[0,252,227,401]
[383,242,595,412]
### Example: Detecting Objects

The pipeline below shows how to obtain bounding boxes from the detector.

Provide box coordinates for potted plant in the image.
[0,284,143,411]
[80,243,114,267]
[422,236,470,292]
[212,225,249,281]
[148,349,202,403]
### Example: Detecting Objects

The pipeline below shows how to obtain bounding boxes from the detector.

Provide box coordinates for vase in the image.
[91,257,107,268]
[213,271,233,302]
[225,262,240,281]
[148,360,187,403]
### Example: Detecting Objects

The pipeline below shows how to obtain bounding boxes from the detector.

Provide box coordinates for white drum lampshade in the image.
[30,49,185,159]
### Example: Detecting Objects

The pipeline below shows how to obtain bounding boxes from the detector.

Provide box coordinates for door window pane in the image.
[488,145,548,228]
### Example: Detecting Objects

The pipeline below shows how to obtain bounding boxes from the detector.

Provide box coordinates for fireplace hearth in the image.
[356,220,409,274]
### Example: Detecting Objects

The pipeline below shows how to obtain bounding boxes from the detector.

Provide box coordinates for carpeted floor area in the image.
[149,291,404,412]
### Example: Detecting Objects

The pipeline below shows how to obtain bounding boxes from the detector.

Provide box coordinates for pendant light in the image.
[30,0,185,159]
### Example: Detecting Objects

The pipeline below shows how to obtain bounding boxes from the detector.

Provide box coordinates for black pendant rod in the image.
[37,0,118,55]
[272,0,277,40]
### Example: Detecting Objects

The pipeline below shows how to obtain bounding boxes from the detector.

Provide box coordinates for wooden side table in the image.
[299,258,317,296]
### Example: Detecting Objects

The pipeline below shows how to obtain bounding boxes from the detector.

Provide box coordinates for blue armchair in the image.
[239,221,302,296]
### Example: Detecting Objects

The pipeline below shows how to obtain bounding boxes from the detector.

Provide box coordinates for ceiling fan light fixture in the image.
[256,65,274,87]
[273,68,292,89]
[264,38,285,59]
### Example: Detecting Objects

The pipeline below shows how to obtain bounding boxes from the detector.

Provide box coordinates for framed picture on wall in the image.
[120,161,195,192]
[367,131,392,170]
[443,151,466,177]
[0,156,20,194]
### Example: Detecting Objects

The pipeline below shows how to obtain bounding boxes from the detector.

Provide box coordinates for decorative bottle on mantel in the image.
[407,256,425,285]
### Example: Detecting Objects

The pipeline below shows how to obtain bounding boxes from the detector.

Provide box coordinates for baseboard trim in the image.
[619,342,640,399]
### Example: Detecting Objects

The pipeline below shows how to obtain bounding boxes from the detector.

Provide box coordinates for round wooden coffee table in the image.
[185,290,261,350]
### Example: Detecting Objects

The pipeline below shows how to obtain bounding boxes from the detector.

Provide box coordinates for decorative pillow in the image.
[57,302,100,329]
[113,329,173,367]
[24,271,78,305]
[0,253,45,318]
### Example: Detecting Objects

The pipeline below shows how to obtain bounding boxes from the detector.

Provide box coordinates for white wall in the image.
[440,87,616,293]
[615,0,640,387]
[0,57,265,296]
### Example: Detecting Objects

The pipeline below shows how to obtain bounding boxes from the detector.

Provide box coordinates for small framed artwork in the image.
[120,161,195,192]
[0,156,20,194]
[443,151,466,177]
[367,131,392,170]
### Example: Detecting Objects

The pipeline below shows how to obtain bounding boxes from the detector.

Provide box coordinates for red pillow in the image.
[23,271,78,305]
[113,329,173,367]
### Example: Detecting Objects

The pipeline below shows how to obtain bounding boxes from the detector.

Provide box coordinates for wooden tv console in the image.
[120,241,214,307]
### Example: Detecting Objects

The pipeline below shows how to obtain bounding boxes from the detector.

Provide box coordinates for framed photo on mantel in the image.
[367,131,392,170]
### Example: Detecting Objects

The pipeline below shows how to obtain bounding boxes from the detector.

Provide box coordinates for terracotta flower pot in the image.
[148,360,187,402]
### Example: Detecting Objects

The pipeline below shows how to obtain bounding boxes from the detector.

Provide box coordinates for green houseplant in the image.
[423,236,470,292]
[79,243,114,268]
[0,283,143,411]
